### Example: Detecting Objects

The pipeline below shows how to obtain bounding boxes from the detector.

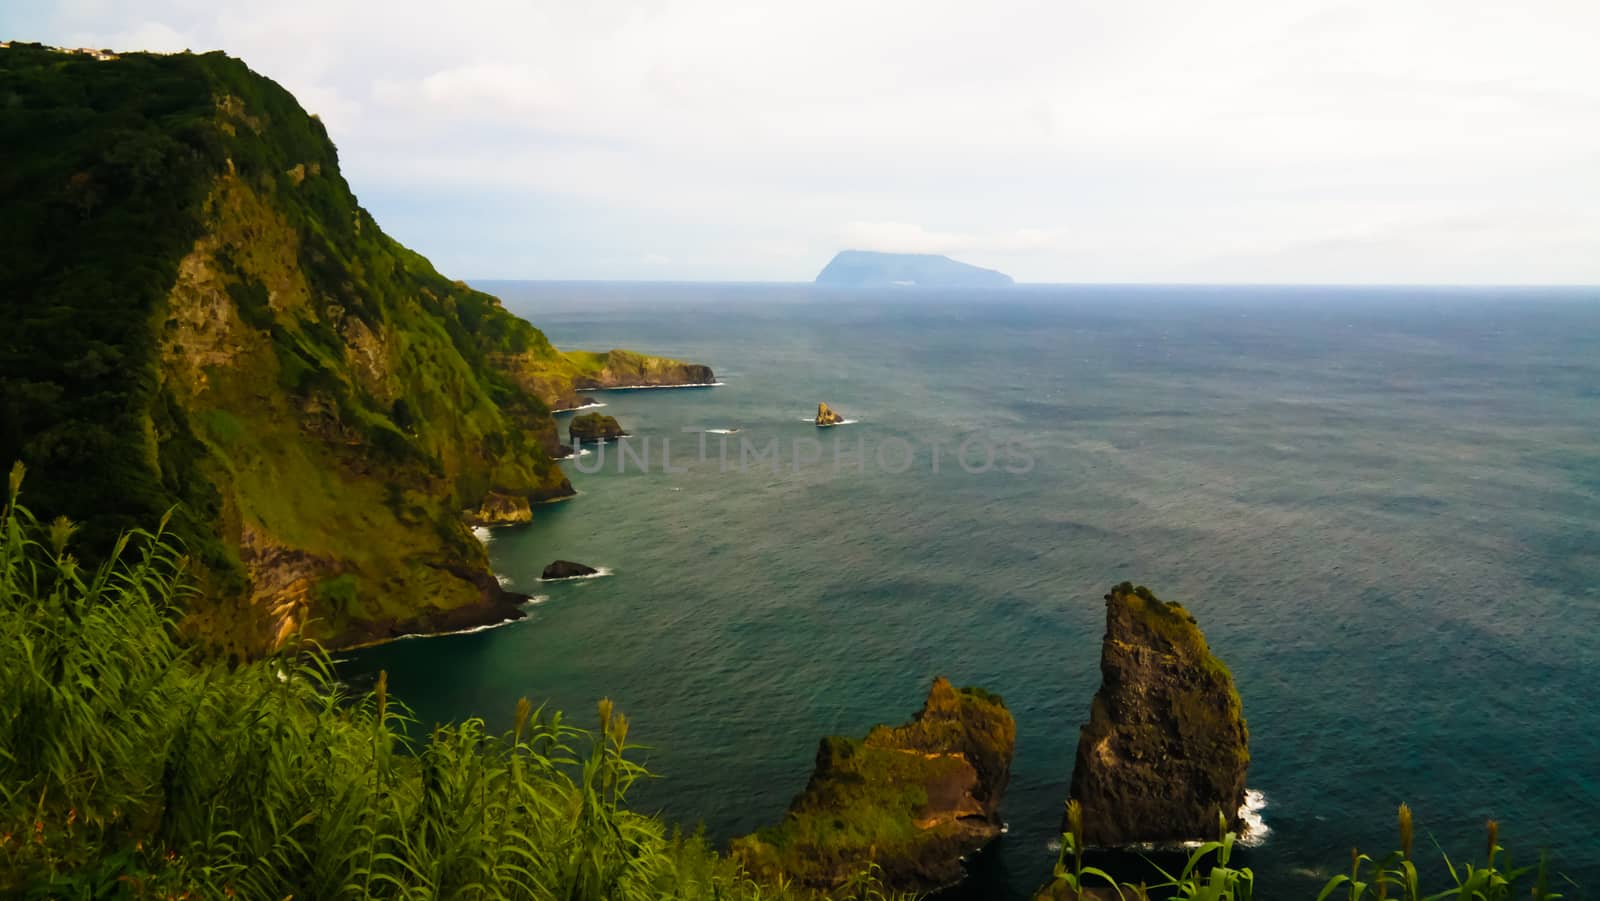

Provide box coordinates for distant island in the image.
[815,250,1014,288]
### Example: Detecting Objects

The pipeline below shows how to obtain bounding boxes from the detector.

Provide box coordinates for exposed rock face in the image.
[733,678,1015,893]
[1066,582,1249,846]
[815,402,845,425]
[541,560,597,579]
[463,490,533,527]
[568,412,626,443]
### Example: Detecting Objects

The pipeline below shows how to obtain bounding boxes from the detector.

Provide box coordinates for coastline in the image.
[579,381,724,390]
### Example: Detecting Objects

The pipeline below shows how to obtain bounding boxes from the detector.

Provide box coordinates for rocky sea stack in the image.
[541,560,598,580]
[815,402,845,426]
[1066,582,1249,846]
[568,412,626,443]
[733,677,1015,893]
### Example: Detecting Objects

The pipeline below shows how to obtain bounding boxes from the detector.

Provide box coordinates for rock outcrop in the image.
[541,560,598,580]
[463,490,533,527]
[568,412,626,443]
[733,678,1015,893]
[815,402,845,426]
[1066,582,1249,846]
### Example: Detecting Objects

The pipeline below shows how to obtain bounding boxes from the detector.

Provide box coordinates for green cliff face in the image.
[1066,582,1250,846]
[733,677,1015,893]
[0,44,709,655]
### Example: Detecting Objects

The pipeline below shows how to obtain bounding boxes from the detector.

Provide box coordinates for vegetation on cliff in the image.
[0,43,707,655]
[733,678,1015,893]
[0,470,902,901]
[1067,582,1249,846]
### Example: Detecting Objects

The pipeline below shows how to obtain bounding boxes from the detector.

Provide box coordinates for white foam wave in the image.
[472,526,494,544]
[702,428,741,434]
[586,381,724,391]
[1054,789,1269,853]
[802,418,860,426]
[538,566,614,583]
[389,600,544,643]
[552,401,607,413]
[1237,788,1270,847]
[495,573,513,587]
[524,594,550,606]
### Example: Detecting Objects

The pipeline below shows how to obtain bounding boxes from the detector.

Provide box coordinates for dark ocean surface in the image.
[345,283,1600,898]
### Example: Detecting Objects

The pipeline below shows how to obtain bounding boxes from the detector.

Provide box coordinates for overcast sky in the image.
[7,1,1599,283]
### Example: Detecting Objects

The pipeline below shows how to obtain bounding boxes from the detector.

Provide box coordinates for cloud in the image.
[838,222,1068,257]
[9,0,1600,281]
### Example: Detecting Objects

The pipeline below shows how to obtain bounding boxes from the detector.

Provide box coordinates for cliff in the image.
[0,44,709,655]
[1066,583,1250,846]
[814,250,1014,288]
[733,678,1015,893]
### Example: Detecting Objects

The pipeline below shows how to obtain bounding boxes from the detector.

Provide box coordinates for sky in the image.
[6,0,1600,283]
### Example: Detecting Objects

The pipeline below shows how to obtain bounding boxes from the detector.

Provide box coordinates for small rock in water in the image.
[542,560,598,579]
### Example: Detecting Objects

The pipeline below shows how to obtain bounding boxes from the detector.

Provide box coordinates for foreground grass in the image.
[0,462,906,900]
[1044,801,1572,901]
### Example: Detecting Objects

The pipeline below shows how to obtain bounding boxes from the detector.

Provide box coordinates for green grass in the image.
[1044,804,1572,901]
[0,463,909,901]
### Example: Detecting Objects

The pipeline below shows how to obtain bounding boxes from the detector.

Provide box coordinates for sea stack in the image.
[815,402,845,426]
[568,412,626,443]
[733,677,1015,892]
[1066,582,1249,846]
[541,560,598,580]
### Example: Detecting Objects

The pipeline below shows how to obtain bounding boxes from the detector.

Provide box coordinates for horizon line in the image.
[467,278,1600,290]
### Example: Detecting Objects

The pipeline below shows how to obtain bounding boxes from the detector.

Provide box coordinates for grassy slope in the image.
[0,44,701,654]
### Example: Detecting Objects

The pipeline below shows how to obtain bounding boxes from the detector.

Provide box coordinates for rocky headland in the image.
[1065,582,1250,846]
[733,677,1015,893]
[0,45,710,655]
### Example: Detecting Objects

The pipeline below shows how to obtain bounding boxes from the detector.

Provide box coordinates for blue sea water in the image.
[346,283,1600,898]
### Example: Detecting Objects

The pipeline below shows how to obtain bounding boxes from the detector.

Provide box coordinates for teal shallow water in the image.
[346,284,1600,897]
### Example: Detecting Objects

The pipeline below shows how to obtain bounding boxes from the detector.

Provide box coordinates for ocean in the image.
[344,282,1600,898]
